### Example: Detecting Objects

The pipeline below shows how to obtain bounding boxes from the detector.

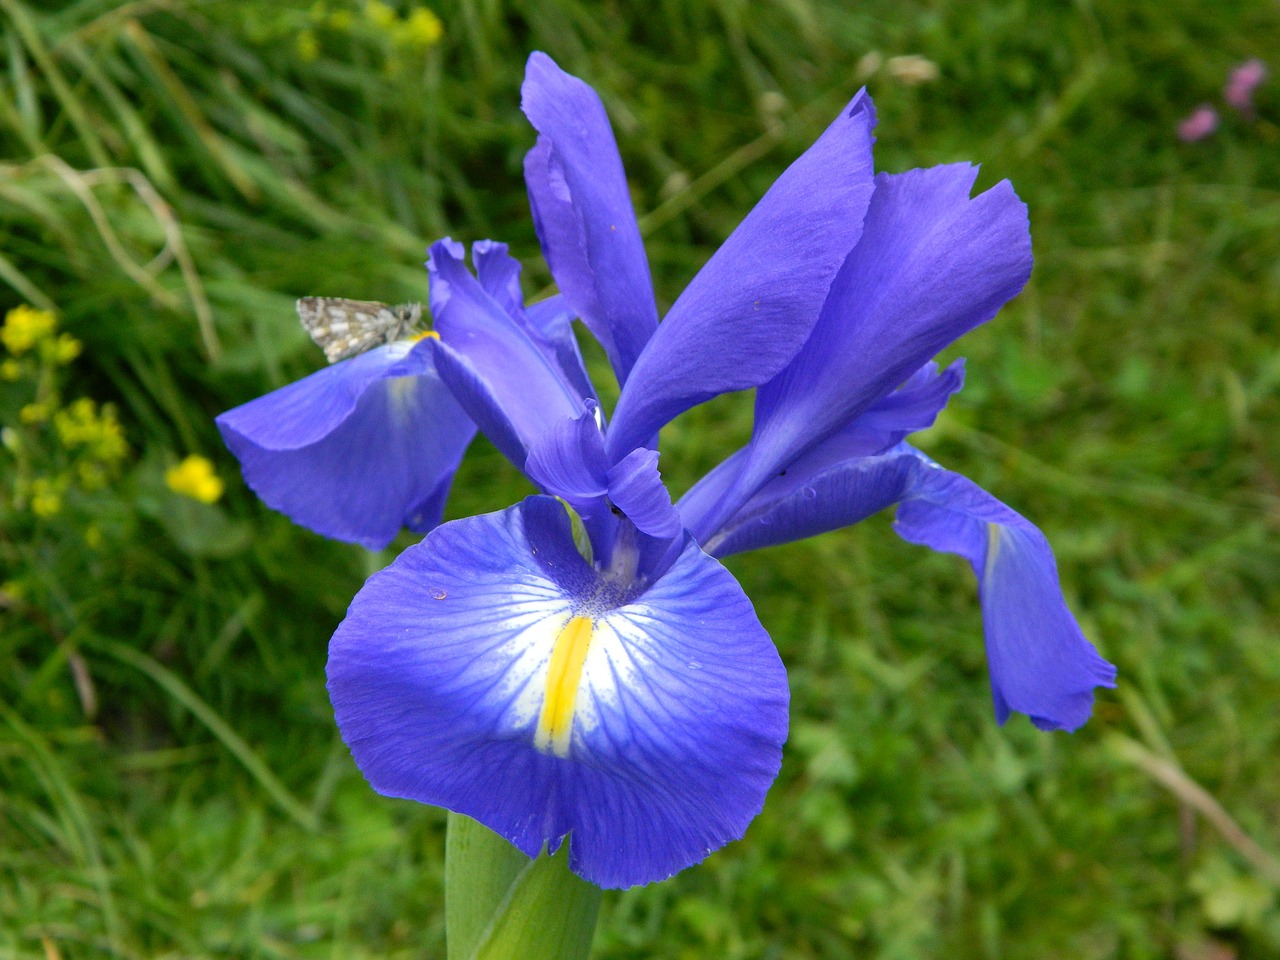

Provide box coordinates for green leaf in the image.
[446,813,601,960]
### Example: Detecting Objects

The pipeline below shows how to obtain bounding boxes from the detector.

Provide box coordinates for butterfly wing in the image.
[296,297,405,363]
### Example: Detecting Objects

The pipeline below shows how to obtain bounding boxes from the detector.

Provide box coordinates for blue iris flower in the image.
[234,52,1117,889]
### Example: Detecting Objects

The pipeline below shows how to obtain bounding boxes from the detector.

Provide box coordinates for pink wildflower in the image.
[1177,104,1219,142]
[1225,58,1267,115]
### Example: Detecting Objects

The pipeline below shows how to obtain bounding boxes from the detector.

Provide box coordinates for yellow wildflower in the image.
[328,8,353,29]
[166,455,224,504]
[20,402,50,424]
[1,305,57,355]
[94,409,127,463]
[54,398,99,446]
[48,334,83,365]
[0,359,21,380]
[29,477,63,517]
[396,8,443,48]
[365,0,397,29]
[53,399,127,463]
[297,29,320,62]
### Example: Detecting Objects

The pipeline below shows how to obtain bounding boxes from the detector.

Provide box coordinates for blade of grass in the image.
[62,36,178,193]
[96,639,321,832]
[1108,733,1280,888]
[0,702,122,952]
[0,0,111,167]
[0,248,57,310]
[120,16,259,201]
[0,38,50,156]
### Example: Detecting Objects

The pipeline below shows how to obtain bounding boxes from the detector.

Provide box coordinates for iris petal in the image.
[606,448,682,541]
[702,445,1114,731]
[746,164,1032,487]
[523,408,610,505]
[522,52,659,385]
[427,239,598,474]
[893,454,1117,732]
[606,91,878,459]
[703,445,916,559]
[425,337,529,469]
[472,242,597,406]
[428,239,588,450]
[327,496,788,888]
[216,341,475,549]
[682,359,963,544]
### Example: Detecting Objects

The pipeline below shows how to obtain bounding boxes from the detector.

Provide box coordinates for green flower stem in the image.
[445,812,602,960]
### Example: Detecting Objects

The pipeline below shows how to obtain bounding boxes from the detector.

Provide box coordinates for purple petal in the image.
[681,359,964,543]
[1177,105,1219,143]
[840,358,966,455]
[522,52,659,385]
[428,239,589,459]
[472,238,526,318]
[894,455,1116,731]
[216,341,475,549]
[702,445,917,559]
[1225,59,1266,113]
[699,443,1114,731]
[426,337,529,469]
[327,497,788,888]
[216,342,424,451]
[745,164,1031,488]
[472,242,598,406]
[605,448,682,541]
[523,406,610,505]
[524,294,598,407]
[605,91,879,459]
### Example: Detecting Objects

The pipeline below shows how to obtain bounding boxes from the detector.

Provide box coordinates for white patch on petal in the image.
[385,374,422,423]
[561,605,681,757]
[450,594,572,737]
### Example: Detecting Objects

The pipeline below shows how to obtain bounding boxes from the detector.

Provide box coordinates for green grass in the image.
[2,0,1279,956]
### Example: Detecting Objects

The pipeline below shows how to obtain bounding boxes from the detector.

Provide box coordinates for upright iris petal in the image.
[603,88,879,459]
[668,147,1110,733]
[736,163,1032,506]
[217,339,475,549]
[426,239,594,467]
[522,52,659,385]
[327,496,788,888]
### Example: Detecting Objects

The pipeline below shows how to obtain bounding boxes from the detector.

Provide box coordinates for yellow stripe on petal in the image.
[985,521,1002,580]
[534,615,594,758]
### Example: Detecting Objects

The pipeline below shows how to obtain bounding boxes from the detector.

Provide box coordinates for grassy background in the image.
[2,0,1279,956]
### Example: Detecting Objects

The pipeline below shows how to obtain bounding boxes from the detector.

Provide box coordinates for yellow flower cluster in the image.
[371,2,444,47]
[1,305,56,354]
[19,476,67,517]
[165,455,225,504]
[2,304,128,519]
[1,305,83,371]
[54,398,129,478]
[298,2,443,61]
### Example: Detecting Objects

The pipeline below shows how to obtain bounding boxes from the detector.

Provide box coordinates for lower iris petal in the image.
[327,496,788,888]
